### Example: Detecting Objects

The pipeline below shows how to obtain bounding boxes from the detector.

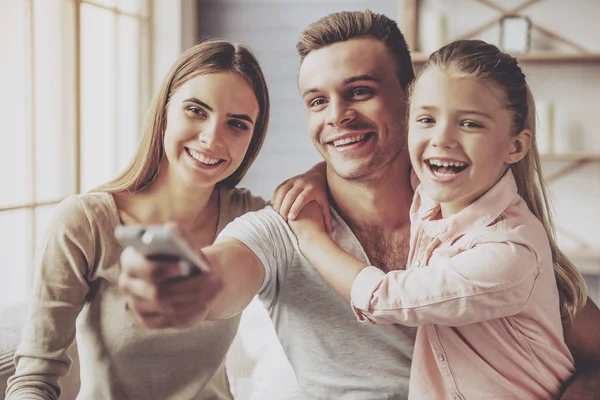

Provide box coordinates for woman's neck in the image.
[116,165,219,238]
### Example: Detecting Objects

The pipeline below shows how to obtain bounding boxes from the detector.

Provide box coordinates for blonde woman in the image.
[6,40,327,400]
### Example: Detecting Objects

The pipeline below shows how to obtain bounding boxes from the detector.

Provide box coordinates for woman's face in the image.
[162,72,260,189]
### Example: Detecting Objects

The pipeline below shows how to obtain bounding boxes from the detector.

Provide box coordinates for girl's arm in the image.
[290,203,540,327]
[272,161,333,232]
[287,201,368,302]
[6,196,92,400]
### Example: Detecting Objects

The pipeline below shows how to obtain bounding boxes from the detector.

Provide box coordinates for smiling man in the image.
[119,10,600,399]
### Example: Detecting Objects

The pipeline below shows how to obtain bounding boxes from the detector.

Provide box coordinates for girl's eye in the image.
[461,121,483,128]
[228,120,249,131]
[417,117,434,124]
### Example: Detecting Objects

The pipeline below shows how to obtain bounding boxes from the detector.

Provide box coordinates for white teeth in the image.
[332,134,365,147]
[432,170,457,177]
[428,159,467,167]
[187,148,222,165]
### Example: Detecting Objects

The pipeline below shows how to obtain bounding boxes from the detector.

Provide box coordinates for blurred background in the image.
[0,0,598,398]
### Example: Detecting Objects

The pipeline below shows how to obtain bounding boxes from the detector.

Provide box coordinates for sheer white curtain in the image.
[0,0,151,308]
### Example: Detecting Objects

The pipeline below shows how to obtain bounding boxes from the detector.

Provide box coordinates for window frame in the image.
[0,0,152,287]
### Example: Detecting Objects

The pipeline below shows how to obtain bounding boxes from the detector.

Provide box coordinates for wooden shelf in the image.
[412,52,600,64]
[541,153,600,162]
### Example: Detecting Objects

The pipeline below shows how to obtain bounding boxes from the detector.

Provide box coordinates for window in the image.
[0,0,151,307]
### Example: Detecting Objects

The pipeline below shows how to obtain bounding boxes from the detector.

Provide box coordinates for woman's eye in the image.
[228,120,249,131]
[185,106,205,117]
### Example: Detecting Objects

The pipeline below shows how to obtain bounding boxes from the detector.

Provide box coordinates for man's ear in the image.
[506,129,532,164]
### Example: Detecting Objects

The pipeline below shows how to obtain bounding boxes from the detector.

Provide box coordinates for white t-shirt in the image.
[219,207,416,400]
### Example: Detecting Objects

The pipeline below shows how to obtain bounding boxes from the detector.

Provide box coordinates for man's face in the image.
[298,37,408,181]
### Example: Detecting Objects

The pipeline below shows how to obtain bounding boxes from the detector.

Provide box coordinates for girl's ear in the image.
[505,129,532,164]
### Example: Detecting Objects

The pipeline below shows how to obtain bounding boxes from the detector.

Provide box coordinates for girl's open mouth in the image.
[425,159,469,179]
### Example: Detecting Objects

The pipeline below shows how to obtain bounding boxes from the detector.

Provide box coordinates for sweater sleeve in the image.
[6,196,94,400]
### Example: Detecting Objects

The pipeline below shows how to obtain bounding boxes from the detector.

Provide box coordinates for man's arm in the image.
[119,238,264,328]
[561,296,600,399]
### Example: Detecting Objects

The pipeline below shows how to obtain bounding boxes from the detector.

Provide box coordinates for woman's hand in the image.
[118,245,223,329]
[273,161,333,232]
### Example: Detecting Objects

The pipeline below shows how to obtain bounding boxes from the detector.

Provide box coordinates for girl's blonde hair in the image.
[95,39,270,193]
[413,39,587,321]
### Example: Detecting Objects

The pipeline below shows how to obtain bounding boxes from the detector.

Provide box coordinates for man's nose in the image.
[326,98,356,127]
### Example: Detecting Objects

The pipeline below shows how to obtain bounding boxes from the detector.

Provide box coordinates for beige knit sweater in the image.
[6,187,266,400]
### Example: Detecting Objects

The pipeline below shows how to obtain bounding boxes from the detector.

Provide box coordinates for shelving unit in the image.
[401,0,600,65]
[411,52,600,64]
[399,0,600,274]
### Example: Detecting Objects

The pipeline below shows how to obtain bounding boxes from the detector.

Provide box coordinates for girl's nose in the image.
[431,123,458,148]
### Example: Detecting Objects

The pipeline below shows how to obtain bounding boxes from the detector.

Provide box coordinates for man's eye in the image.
[351,87,371,97]
[310,98,327,108]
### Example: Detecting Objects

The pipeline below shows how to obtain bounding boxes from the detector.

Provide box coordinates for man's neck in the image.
[328,151,413,233]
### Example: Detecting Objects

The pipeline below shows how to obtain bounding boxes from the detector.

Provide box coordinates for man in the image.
[120,10,600,399]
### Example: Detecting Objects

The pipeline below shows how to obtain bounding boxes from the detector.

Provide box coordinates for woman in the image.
[6,40,325,400]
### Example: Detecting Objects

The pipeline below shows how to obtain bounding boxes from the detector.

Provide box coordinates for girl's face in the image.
[408,68,530,217]
[162,72,259,189]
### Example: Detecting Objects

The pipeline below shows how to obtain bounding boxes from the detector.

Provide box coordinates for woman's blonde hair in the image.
[413,39,587,321]
[95,39,270,193]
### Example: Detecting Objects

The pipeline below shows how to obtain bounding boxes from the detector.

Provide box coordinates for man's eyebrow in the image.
[301,74,381,99]
[343,74,380,85]
[301,88,320,99]
[184,97,254,124]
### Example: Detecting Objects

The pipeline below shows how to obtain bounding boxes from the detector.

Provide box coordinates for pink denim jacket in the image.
[351,170,574,399]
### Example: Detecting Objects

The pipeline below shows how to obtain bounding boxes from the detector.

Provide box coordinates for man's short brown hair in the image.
[297,9,415,90]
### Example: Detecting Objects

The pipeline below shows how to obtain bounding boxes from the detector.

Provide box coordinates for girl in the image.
[6,40,327,400]
[283,40,588,399]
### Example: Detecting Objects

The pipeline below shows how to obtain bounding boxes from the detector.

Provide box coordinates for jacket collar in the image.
[416,169,519,243]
